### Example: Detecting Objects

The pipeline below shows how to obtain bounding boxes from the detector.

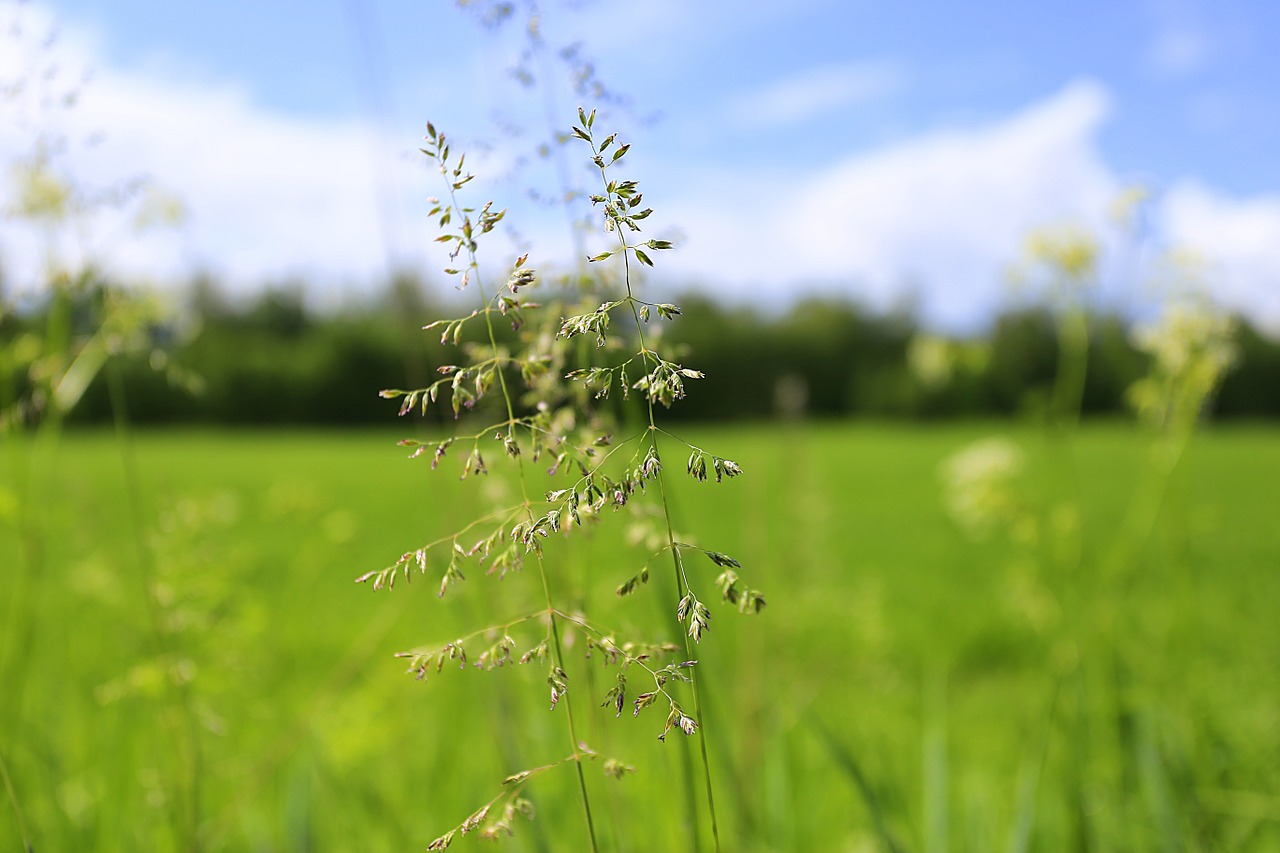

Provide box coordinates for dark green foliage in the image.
[8,281,1277,426]
[1218,321,1280,417]
[985,309,1061,413]
[62,281,470,426]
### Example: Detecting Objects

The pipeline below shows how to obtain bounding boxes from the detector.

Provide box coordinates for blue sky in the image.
[2,0,1279,329]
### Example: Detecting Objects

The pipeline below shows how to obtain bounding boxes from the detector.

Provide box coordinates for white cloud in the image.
[727,60,906,129]
[657,78,1280,331]
[1159,182,1280,331]
[0,0,447,298]
[661,81,1119,327]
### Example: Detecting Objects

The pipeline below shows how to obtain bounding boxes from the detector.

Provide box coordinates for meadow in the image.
[2,421,1277,851]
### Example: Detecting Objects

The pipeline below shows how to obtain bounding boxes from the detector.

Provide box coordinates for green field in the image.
[2,423,1278,851]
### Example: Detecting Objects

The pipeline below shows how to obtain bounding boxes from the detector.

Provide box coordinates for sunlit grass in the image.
[2,422,1277,850]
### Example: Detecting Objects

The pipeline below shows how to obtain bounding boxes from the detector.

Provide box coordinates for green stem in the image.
[448,177,600,853]
[0,286,72,759]
[1052,306,1089,428]
[656,461,721,852]
[0,744,32,852]
[106,359,203,851]
[1045,304,1089,592]
[596,148,722,852]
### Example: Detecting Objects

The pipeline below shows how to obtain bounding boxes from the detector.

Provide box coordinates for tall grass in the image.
[920,222,1246,851]
[365,112,760,849]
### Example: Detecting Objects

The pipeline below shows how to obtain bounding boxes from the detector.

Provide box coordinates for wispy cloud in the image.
[727,60,907,129]
[1146,25,1211,78]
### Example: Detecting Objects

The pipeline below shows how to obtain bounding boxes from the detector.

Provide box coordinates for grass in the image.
[1,421,1278,850]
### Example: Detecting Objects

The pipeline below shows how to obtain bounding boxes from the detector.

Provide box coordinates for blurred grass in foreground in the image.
[1,423,1277,850]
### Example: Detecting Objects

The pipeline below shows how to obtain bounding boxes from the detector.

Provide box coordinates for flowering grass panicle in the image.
[357,111,760,852]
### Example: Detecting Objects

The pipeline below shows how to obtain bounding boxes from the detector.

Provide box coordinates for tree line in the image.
[9,278,1279,426]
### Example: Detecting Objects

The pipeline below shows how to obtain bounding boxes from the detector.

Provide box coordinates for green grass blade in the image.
[808,714,909,853]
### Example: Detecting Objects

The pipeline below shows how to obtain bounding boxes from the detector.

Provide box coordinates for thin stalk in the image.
[529,51,623,846]
[566,528,628,853]
[1051,306,1089,429]
[598,163,722,851]
[105,359,203,851]
[923,668,949,853]
[482,299,600,853]
[1102,421,1193,587]
[655,467,720,852]
[1007,680,1059,853]
[0,418,39,727]
[0,286,72,749]
[531,17,590,270]
[0,744,32,853]
[1045,304,1089,580]
[443,175,600,853]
